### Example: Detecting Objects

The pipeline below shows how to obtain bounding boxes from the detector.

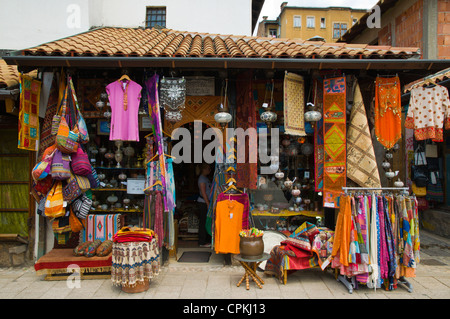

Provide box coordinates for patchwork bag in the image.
[74,174,91,191]
[72,194,92,219]
[56,83,79,154]
[71,145,92,176]
[69,79,89,144]
[31,175,54,202]
[62,174,83,204]
[51,149,71,180]
[44,181,66,219]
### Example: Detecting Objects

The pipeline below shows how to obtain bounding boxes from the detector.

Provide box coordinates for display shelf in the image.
[94,167,146,170]
[251,209,323,218]
[91,209,143,213]
[91,188,127,192]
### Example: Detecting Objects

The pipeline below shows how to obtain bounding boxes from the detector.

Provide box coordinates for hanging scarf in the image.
[154,191,164,248]
[368,194,380,290]
[383,196,397,289]
[378,196,389,280]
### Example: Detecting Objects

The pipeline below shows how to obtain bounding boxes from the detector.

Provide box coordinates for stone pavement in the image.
[0,229,449,300]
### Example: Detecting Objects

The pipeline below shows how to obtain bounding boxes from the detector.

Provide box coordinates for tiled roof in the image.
[0,59,20,88]
[20,27,420,59]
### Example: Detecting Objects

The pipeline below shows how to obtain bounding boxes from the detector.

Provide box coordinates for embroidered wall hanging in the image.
[313,78,324,192]
[346,81,381,188]
[323,76,346,208]
[18,74,41,151]
[283,72,306,136]
[80,213,121,243]
[374,76,401,149]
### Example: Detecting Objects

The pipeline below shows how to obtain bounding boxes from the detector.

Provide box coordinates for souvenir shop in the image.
[7,28,450,293]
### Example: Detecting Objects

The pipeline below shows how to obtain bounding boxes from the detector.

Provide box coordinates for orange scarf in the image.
[374,76,401,150]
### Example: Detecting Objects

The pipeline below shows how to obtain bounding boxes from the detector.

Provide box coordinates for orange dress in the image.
[374,76,402,150]
[214,199,244,254]
[331,195,352,266]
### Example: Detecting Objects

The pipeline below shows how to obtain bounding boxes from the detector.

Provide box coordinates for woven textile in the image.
[111,239,160,287]
[346,82,381,188]
[235,71,258,189]
[323,77,346,208]
[313,78,324,191]
[80,214,121,243]
[283,72,306,136]
[18,74,41,151]
[374,76,402,149]
[38,76,58,160]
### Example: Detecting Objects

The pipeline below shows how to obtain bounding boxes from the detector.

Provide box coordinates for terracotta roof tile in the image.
[20,27,421,60]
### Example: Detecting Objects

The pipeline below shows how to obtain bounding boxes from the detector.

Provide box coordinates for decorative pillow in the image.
[73,241,91,256]
[84,239,102,257]
[281,237,312,252]
[96,240,113,257]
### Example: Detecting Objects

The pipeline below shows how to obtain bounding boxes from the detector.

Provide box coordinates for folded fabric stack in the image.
[113,227,155,243]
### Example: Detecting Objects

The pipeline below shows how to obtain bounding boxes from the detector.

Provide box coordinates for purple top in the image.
[106,79,142,141]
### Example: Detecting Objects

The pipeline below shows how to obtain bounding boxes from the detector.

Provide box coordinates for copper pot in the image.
[239,236,264,260]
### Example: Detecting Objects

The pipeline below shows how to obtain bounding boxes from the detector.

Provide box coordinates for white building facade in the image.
[0,0,263,51]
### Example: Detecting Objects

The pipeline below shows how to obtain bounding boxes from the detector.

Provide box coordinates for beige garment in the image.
[346,82,381,188]
[283,72,306,136]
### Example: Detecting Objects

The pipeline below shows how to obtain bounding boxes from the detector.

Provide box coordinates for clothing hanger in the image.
[118,74,131,82]
[143,180,162,192]
[223,184,242,194]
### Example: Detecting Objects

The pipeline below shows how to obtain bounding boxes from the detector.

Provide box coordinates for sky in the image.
[255,0,379,34]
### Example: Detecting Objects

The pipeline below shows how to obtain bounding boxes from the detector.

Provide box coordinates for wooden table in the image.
[234,253,270,290]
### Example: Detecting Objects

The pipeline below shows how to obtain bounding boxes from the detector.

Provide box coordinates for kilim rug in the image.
[313,78,324,192]
[322,77,346,208]
[38,75,58,160]
[283,72,306,136]
[80,214,121,243]
[346,81,381,188]
[236,71,258,189]
[18,74,41,151]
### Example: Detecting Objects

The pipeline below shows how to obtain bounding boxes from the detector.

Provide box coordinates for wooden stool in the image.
[234,253,270,290]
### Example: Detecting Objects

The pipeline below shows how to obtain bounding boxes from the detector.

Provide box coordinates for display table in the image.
[111,238,160,293]
[234,253,270,290]
[251,209,324,218]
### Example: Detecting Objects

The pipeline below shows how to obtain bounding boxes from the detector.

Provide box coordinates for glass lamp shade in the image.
[260,110,277,126]
[214,111,232,127]
[304,110,322,122]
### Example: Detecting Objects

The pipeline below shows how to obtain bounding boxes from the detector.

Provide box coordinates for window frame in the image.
[332,22,348,39]
[306,16,315,29]
[320,17,326,29]
[293,15,302,28]
[145,6,166,28]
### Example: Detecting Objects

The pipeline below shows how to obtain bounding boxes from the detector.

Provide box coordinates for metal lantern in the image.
[381,160,391,170]
[214,105,232,129]
[304,102,322,123]
[260,108,277,128]
[275,169,285,180]
[160,76,186,123]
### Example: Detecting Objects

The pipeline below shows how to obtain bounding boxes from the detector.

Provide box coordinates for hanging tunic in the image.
[106,79,142,141]
[374,76,402,149]
[405,85,450,142]
[214,200,244,255]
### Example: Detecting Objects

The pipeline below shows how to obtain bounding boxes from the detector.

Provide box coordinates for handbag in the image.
[71,145,92,176]
[69,79,89,144]
[56,84,79,154]
[62,174,83,204]
[87,166,100,189]
[51,149,71,180]
[411,147,428,187]
[44,181,66,219]
[74,174,91,191]
[32,147,56,182]
[411,182,427,197]
[72,194,92,219]
[69,207,84,232]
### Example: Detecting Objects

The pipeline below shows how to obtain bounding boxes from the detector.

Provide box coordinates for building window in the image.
[320,17,326,28]
[293,16,301,28]
[146,7,166,28]
[269,29,277,37]
[352,18,358,25]
[307,16,315,28]
[333,23,348,38]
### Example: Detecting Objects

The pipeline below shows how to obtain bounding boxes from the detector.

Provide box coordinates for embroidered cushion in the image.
[73,241,91,256]
[96,240,113,257]
[84,239,102,257]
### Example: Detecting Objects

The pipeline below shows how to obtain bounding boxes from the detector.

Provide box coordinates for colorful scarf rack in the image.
[330,192,420,292]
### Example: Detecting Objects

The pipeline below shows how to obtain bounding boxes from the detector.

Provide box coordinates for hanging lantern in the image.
[160,76,186,123]
[304,102,322,125]
[260,79,277,129]
[214,105,232,129]
[381,159,391,170]
[275,168,285,180]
